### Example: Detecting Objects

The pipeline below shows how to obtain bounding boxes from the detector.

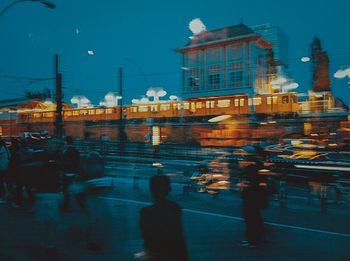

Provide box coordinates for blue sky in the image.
[0,0,349,105]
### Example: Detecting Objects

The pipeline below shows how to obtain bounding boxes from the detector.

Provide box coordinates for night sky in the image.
[0,0,349,105]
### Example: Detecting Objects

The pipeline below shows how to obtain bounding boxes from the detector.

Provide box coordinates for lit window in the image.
[73,111,79,116]
[267,97,272,105]
[217,99,230,108]
[196,102,203,109]
[106,108,113,114]
[183,102,190,110]
[160,104,170,111]
[88,109,95,115]
[80,110,88,115]
[130,107,138,113]
[96,109,105,115]
[33,113,42,118]
[205,101,215,108]
[272,96,278,104]
[151,105,158,112]
[139,106,148,112]
[43,112,54,118]
[234,99,239,107]
[253,97,262,106]
[172,103,181,110]
[190,102,196,112]
[240,99,245,106]
[65,111,72,116]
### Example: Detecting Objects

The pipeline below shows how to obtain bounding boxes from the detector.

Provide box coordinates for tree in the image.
[311,37,330,92]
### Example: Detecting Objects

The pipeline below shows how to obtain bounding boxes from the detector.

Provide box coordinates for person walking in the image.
[139,175,188,261]
[60,136,81,211]
[239,165,267,248]
[0,138,10,203]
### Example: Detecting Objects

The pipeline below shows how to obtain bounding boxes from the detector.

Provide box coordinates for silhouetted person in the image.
[0,138,10,202]
[239,165,266,248]
[140,175,188,261]
[14,139,35,208]
[60,136,80,211]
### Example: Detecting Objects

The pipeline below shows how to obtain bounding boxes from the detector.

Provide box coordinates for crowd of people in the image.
[0,135,271,259]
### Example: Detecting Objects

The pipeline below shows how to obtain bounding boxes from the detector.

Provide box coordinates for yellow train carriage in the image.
[254,93,298,114]
[184,94,250,117]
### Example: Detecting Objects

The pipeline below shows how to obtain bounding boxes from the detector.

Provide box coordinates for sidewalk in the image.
[0,175,349,261]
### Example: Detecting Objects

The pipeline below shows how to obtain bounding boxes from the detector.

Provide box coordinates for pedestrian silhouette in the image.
[239,165,267,248]
[60,136,81,211]
[140,175,188,261]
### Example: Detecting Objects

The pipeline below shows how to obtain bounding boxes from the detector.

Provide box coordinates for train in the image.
[18,92,298,123]
[0,92,299,143]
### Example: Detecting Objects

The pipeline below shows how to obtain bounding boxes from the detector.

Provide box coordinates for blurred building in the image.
[252,24,288,68]
[176,23,275,99]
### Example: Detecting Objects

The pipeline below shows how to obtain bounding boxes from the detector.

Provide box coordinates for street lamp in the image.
[0,0,56,19]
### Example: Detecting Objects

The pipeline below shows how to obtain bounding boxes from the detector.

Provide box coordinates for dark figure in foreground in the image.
[60,136,80,211]
[240,165,267,248]
[140,175,188,261]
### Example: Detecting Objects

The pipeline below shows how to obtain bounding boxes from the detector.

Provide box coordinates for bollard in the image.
[279,180,287,208]
[133,176,139,190]
[320,183,328,213]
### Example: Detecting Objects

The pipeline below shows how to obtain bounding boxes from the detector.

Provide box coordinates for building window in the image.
[186,68,199,91]
[230,71,243,87]
[208,65,220,89]
[217,99,230,108]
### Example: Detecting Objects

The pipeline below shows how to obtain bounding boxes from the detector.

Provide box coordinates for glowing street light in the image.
[0,0,56,20]
[146,88,167,102]
[301,56,310,63]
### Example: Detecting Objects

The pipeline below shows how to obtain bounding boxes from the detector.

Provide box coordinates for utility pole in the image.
[54,54,63,138]
[118,67,126,148]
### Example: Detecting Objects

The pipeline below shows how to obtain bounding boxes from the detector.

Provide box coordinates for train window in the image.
[217,99,230,108]
[130,107,138,113]
[184,102,190,110]
[172,103,181,110]
[234,99,239,107]
[88,109,95,115]
[196,102,203,109]
[253,97,262,106]
[139,106,148,112]
[267,97,272,105]
[33,113,41,118]
[160,104,170,111]
[43,112,54,118]
[282,96,289,104]
[73,110,79,116]
[272,96,278,104]
[291,96,297,103]
[80,110,88,115]
[151,105,158,112]
[96,109,105,115]
[106,108,113,114]
[267,96,277,105]
[65,111,72,116]
[240,98,245,106]
[205,101,215,109]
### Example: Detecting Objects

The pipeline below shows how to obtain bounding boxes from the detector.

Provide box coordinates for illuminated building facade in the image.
[176,23,274,99]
